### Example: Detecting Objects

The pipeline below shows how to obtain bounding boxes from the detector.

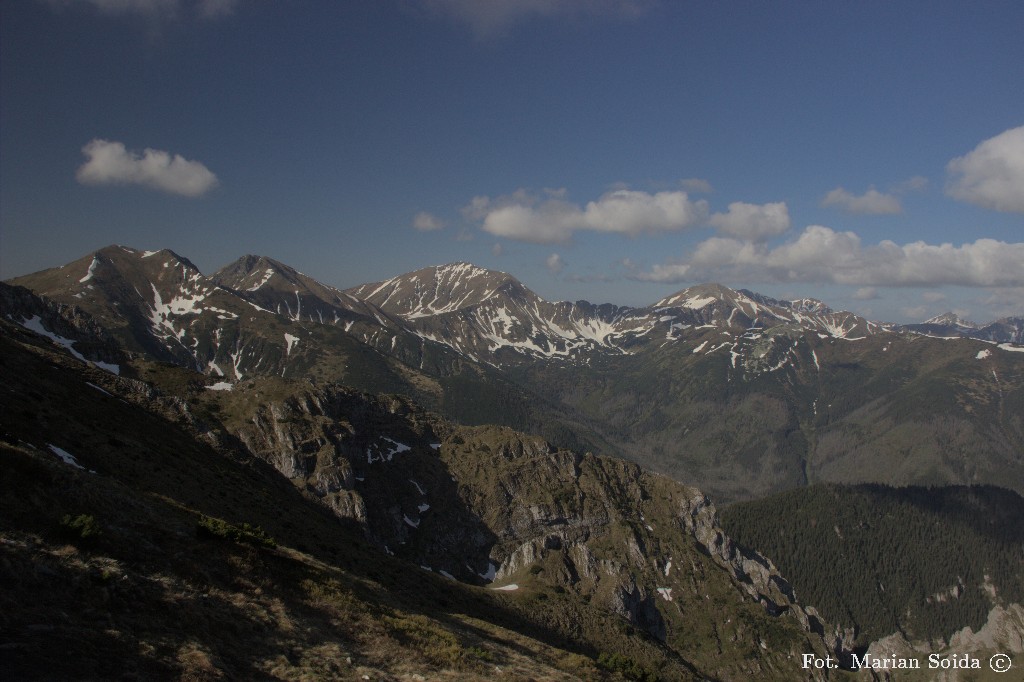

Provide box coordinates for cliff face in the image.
[206,380,848,679]
[863,605,1024,681]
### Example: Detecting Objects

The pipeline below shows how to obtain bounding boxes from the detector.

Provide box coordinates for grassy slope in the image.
[1,317,857,681]
[0,324,640,681]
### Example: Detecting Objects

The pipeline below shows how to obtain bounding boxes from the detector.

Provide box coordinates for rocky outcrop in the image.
[0,282,128,367]
[680,487,857,660]
[198,383,845,678]
[862,604,1024,680]
[949,603,1024,653]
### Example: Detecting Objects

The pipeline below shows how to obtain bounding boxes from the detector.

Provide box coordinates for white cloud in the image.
[412,211,445,231]
[491,242,504,257]
[946,125,1024,213]
[635,225,1024,288]
[546,253,565,273]
[902,305,930,320]
[982,288,1024,319]
[461,195,492,221]
[76,139,218,197]
[423,0,652,38]
[708,201,790,241]
[680,177,713,194]
[921,291,947,303]
[470,188,708,244]
[821,187,902,215]
[852,287,878,301]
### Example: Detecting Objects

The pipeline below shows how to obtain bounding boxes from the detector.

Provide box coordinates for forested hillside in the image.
[721,484,1024,645]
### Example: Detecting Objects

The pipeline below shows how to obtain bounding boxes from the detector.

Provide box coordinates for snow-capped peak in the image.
[923,312,977,329]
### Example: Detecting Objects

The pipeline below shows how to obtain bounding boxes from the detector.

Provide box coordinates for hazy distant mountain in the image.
[347,264,889,366]
[348,262,639,363]
[900,311,1024,344]
[8,246,1024,503]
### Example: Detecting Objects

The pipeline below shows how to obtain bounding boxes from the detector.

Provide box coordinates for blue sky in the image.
[1,0,1022,323]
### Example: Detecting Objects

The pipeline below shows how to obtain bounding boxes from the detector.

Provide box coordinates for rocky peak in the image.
[654,282,738,309]
[348,262,527,319]
[212,254,302,292]
[788,297,832,315]
[924,311,977,328]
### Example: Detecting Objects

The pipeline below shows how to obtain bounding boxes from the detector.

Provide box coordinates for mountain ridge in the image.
[0,302,851,680]
[4,250,1024,678]
[15,245,1021,346]
[7,245,1024,505]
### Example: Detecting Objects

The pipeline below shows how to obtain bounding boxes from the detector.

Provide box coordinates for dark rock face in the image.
[218,382,849,670]
[0,282,128,368]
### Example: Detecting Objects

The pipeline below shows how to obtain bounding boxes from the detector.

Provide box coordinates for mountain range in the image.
[4,244,1024,679]
[9,245,1024,503]
[1,293,847,680]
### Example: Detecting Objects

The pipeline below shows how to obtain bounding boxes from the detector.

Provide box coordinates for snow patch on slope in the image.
[19,316,86,362]
[284,333,299,356]
[48,444,90,471]
[79,256,99,283]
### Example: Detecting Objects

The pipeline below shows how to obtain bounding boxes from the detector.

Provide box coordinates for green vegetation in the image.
[721,483,1024,644]
[10,282,1024,680]
[597,651,658,681]
[3,324,705,680]
[59,513,102,544]
[196,514,277,548]
[384,614,475,669]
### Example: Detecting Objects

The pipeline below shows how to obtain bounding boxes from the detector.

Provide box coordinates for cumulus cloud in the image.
[412,211,445,231]
[546,253,565,273]
[469,188,708,244]
[982,288,1024,318]
[491,242,504,257]
[852,287,879,301]
[76,139,218,197]
[946,125,1024,213]
[902,305,930,320]
[634,225,1024,288]
[708,201,790,241]
[460,195,492,221]
[423,0,652,38]
[821,187,902,215]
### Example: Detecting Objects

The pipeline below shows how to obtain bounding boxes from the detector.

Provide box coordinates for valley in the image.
[11,246,1024,503]
[3,246,1024,680]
